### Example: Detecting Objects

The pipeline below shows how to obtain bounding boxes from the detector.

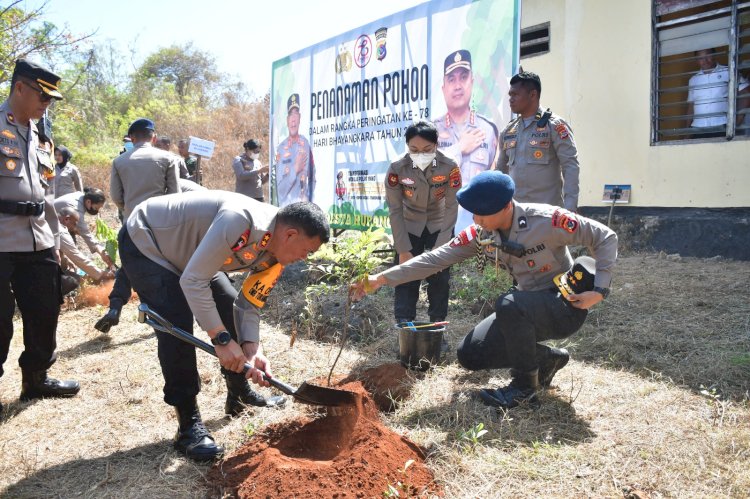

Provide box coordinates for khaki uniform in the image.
[59,228,105,280]
[233,154,267,200]
[498,108,580,211]
[54,192,104,254]
[53,163,82,198]
[126,190,281,343]
[110,142,181,219]
[435,110,499,230]
[381,201,616,291]
[0,101,58,252]
[274,135,314,206]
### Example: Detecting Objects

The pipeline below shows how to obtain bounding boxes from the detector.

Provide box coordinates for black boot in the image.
[20,370,80,401]
[538,347,570,388]
[223,371,286,417]
[173,399,224,462]
[478,369,540,409]
[94,308,121,333]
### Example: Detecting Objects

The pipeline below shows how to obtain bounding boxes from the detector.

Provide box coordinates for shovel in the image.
[137,303,356,407]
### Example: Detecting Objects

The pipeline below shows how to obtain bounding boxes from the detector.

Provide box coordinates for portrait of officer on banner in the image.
[274,93,315,206]
[434,49,499,231]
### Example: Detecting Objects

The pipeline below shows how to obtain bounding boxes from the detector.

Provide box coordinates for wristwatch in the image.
[211,330,232,346]
[593,286,610,299]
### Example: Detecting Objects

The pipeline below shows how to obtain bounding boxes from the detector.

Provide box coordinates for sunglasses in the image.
[22,81,54,103]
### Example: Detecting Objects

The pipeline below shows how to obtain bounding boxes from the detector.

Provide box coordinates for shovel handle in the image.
[137,304,297,396]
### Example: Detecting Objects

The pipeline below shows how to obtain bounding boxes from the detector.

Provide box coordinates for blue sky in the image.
[39,0,426,98]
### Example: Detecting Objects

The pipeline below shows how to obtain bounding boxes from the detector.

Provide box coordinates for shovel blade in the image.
[294,382,357,407]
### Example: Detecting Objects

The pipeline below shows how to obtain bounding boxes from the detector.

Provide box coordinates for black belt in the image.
[0,200,44,216]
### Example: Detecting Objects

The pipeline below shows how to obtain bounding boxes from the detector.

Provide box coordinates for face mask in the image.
[124,142,134,151]
[250,152,260,160]
[409,152,436,171]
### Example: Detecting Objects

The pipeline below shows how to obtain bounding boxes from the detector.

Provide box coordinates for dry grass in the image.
[1,253,749,498]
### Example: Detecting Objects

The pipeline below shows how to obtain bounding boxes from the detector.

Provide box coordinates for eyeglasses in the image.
[22,81,53,103]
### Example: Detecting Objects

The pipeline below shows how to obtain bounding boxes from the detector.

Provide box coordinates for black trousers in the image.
[108,267,132,310]
[119,229,239,406]
[457,289,587,373]
[394,227,450,321]
[0,248,61,377]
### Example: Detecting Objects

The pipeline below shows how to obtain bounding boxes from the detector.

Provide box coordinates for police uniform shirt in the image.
[498,108,580,212]
[54,162,82,198]
[381,201,617,292]
[435,110,499,230]
[233,154,265,199]
[0,100,57,252]
[59,227,105,279]
[54,191,104,254]
[127,190,281,343]
[275,135,314,205]
[110,142,181,219]
[385,150,460,254]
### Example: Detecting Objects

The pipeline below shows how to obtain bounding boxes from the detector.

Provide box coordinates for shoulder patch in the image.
[552,208,579,233]
[387,173,399,187]
[231,229,251,252]
[450,225,478,247]
[449,167,461,188]
[259,231,272,248]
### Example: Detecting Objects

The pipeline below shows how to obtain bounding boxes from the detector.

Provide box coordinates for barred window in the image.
[652,0,750,143]
[520,22,550,59]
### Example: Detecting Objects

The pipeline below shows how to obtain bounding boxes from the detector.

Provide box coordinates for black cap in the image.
[287,94,300,114]
[554,256,596,298]
[127,118,155,135]
[13,59,63,100]
[444,50,472,75]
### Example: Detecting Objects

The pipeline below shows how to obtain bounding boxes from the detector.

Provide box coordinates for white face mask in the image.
[409,152,435,171]
[249,152,260,160]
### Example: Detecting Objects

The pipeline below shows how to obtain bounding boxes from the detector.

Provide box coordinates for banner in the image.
[270,0,519,232]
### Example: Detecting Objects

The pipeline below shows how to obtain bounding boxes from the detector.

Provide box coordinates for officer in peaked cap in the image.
[434,49,499,233]
[274,93,315,206]
[0,59,79,410]
[352,171,618,410]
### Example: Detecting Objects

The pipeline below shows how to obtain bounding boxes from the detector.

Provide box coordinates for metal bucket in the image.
[397,321,445,371]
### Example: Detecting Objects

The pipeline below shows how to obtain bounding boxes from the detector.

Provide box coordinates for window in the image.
[520,22,550,59]
[652,0,750,143]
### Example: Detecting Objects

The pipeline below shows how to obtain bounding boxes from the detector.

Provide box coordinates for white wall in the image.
[520,0,750,207]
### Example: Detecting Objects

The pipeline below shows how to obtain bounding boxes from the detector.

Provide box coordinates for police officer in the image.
[434,49,499,231]
[352,171,617,409]
[54,188,115,269]
[120,191,328,461]
[234,139,269,202]
[177,139,200,183]
[96,118,182,332]
[53,145,82,198]
[0,59,79,409]
[499,70,580,211]
[385,121,460,325]
[155,136,190,179]
[57,206,113,286]
[274,94,314,206]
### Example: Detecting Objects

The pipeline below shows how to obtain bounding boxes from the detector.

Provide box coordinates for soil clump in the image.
[207,380,439,498]
[343,362,414,412]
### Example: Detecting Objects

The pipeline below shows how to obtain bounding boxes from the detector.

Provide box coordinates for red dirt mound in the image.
[78,280,137,307]
[343,362,414,412]
[207,380,440,498]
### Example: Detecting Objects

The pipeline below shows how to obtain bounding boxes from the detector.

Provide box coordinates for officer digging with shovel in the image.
[351,171,617,409]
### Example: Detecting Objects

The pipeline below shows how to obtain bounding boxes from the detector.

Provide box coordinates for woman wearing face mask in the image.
[385,120,461,329]
[53,145,83,198]
[233,139,269,202]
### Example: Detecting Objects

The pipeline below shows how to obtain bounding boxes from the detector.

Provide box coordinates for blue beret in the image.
[456,171,515,215]
[127,118,155,135]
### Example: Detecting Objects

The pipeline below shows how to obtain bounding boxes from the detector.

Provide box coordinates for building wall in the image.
[520,0,750,208]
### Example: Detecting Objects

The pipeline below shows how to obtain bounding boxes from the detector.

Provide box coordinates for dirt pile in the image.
[207,380,439,498]
[343,362,414,412]
[77,279,137,307]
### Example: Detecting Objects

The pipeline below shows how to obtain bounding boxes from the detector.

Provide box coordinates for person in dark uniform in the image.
[274,94,314,206]
[352,171,617,409]
[385,121,460,326]
[233,139,269,202]
[0,59,80,411]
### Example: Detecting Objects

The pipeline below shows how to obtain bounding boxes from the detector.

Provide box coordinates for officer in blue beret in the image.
[352,171,618,409]
[0,59,79,410]
[274,94,315,206]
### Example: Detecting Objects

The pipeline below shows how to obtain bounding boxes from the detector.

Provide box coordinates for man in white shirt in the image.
[687,48,750,138]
